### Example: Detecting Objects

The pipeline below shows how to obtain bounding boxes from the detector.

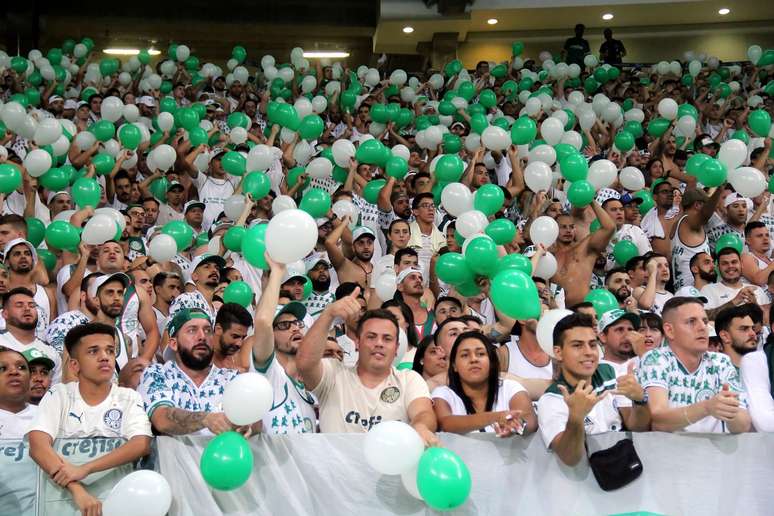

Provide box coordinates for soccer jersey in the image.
[43,310,90,354]
[193,173,238,230]
[432,379,527,433]
[29,383,151,439]
[700,282,769,310]
[254,353,316,435]
[605,225,652,271]
[637,347,747,433]
[304,290,335,318]
[0,405,38,439]
[537,363,631,448]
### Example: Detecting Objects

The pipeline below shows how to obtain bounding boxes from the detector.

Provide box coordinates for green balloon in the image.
[435,252,474,285]
[470,113,488,135]
[221,151,247,176]
[634,190,654,215]
[589,219,601,233]
[567,180,595,207]
[300,188,332,218]
[479,89,497,109]
[363,179,386,205]
[584,77,599,94]
[40,167,69,191]
[188,126,208,147]
[160,81,173,95]
[560,153,588,182]
[647,118,670,138]
[464,236,499,276]
[685,153,711,175]
[370,104,388,123]
[199,431,253,491]
[623,120,643,139]
[226,112,248,130]
[458,82,476,102]
[71,177,100,208]
[298,115,324,140]
[195,233,209,247]
[715,232,743,255]
[90,120,115,142]
[45,220,80,250]
[438,101,456,116]
[416,447,471,511]
[748,109,772,138]
[117,124,141,150]
[594,67,608,83]
[501,80,518,98]
[512,41,524,56]
[174,108,199,131]
[491,117,509,130]
[497,253,532,275]
[223,281,253,308]
[275,104,300,130]
[490,269,541,319]
[511,116,537,145]
[162,220,194,251]
[223,227,246,252]
[731,129,749,145]
[25,88,41,107]
[613,240,639,266]
[340,90,357,110]
[395,108,414,128]
[491,64,507,79]
[241,172,271,199]
[435,155,465,182]
[11,56,28,74]
[355,139,385,165]
[554,143,577,163]
[242,223,268,269]
[185,56,200,72]
[232,45,247,63]
[622,99,634,112]
[584,288,619,316]
[91,153,115,176]
[485,219,516,245]
[677,103,698,121]
[287,167,309,189]
[614,130,635,152]
[159,97,177,114]
[0,164,22,194]
[455,280,481,297]
[697,159,727,187]
[26,218,45,247]
[608,66,621,80]
[149,178,169,202]
[385,156,409,179]
[473,184,505,216]
[37,248,57,271]
[442,133,462,154]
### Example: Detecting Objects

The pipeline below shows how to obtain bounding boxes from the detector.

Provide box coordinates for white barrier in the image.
[156,432,774,516]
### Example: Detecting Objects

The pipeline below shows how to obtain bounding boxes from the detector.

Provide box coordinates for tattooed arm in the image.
[151,407,234,435]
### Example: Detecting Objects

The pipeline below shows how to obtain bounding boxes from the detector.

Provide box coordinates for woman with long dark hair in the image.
[432,331,536,436]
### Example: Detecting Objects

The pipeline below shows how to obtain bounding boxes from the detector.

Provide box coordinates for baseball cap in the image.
[723,192,752,210]
[352,226,376,242]
[190,253,226,271]
[281,262,308,284]
[681,188,709,208]
[698,136,720,149]
[138,96,156,108]
[315,217,331,227]
[64,99,78,110]
[88,272,130,298]
[303,252,331,272]
[21,348,55,370]
[3,239,38,265]
[167,181,184,192]
[396,266,423,284]
[620,193,643,206]
[650,178,670,194]
[47,190,71,204]
[597,308,641,333]
[167,307,212,337]
[595,188,621,205]
[208,219,233,238]
[273,301,307,323]
[48,95,64,104]
[673,286,709,303]
[184,200,206,213]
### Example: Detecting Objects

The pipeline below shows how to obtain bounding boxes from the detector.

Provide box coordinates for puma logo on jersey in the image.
[68,412,83,423]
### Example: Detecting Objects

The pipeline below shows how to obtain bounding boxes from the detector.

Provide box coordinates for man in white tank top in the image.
[633,254,673,316]
[3,239,56,341]
[498,319,553,380]
[671,188,722,290]
[741,221,774,287]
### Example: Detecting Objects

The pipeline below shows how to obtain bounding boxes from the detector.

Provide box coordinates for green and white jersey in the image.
[304,290,335,319]
[537,363,631,449]
[637,346,747,433]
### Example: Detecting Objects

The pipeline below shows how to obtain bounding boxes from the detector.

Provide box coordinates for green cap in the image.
[167,308,212,337]
[273,302,307,324]
[21,348,55,370]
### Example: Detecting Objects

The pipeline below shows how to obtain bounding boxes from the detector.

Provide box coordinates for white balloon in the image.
[175,45,190,62]
[428,73,444,90]
[676,115,696,139]
[374,272,398,302]
[619,166,645,191]
[102,470,172,516]
[16,115,37,140]
[481,126,510,151]
[82,214,117,245]
[222,372,273,425]
[280,127,298,145]
[688,60,702,77]
[272,195,297,215]
[331,200,360,225]
[464,133,481,152]
[54,209,76,222]
[560,130,583,151]
[584,55,598,68]
[730,167,766,198]
[530,216,559,247]
[578,110,597,131]
[369,122,386,137]
[294,97,313,119]
[1,102,27,130]
[747,45,763,65]
[330,139,356,169]
[229,126,248,144]
[122,104,140,122]
[363,421,424,475]
[365,68,380,87]
[23,149,52,177]
[101,139,121,158]
[306,157,333,179]
[441,183,474,217]
[602,103,621,123]
[324,81,341,97]
[401,465,423,500]
[525,97,542,117]
[391,144,410,161]
[101,96,124,123]
[540,118,564,146]
[588,159,618,190]
[51,135,70,157]
[311,95,328,114]
[528,145,557,166]
[524,161,553,193]
[536,309,573,358]
[151,144,176,171]
[247,144,275,172]
[424,126,443,148]
[624,108,645,123]
[456,210,489,238]
[534,251,557,280]
[301,75,317,94]
[657,98,678,120]
[148,234,178,262]
[261,54,276,69]
[389,69,408,87]
[718,139,747,170]
[278,67,294,84]
[120,151,138,170]
[591,94,610,115]
[223,194,246,220]
[400,87,416,104]
[292,140,313,166]
[157,112,174,132]
[265,209,317,263]
[33,118,63,146]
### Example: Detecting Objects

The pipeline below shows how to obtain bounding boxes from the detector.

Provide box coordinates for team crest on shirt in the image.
[380,386,400,403]
[695,388,715,403]
[103,409,123,431]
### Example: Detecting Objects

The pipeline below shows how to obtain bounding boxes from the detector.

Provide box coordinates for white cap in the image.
[87,272,130,298]
[47,190,71,204]
[137,96,156,107]
[723,192,752,211]
[396,266,423,284]
[3,239,37,265]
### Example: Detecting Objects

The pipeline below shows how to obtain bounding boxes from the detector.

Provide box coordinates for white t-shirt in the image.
[193,173,238,230]
[0,404,38,439]
[0,331,61,385]
[431,379,527,433]
[254,353,317,435]
[606,224,652,271]
[700,282,769,310]
[740,350,774,432]
[28,382,152,439]
[311,359,430,433]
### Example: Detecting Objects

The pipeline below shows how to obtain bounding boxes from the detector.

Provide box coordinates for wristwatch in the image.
[633,391,649,406]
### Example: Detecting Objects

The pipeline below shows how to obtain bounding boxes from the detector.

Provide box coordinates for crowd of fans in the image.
[0,27,773,515]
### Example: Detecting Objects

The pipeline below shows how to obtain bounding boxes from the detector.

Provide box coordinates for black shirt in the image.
[599,39,626,64]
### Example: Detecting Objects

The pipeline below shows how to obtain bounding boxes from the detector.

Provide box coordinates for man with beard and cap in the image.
[304,253,335,318]
[670,188,721,290]
[552,201,616,306]
[280,262,308,303]
[3,239,56,340]
[715,305,758,369]
[24,348,54,406]
[0,288,61,384]
[706,192,750,253]
[325,217,375,287]
[251,255,317,435]
[701,247,770,320]
[598,309,642,376]
[212,303,253,372]
[169,254,226,323]
[138,308,256,436]
[605,268,637,312]
[47,191,73,221]
[156,181,186,225]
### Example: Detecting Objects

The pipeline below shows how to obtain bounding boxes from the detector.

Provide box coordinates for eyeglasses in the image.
[417,203,435,210]
[273,319,305,331]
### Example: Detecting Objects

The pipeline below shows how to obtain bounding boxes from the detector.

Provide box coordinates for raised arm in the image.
[252,254,285,365]
[324,215,351,270]
[587,200,616,254]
